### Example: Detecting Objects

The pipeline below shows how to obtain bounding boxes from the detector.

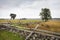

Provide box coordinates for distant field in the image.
[0,19,40,23]
[0,19,60,33]
[0,30,25,40]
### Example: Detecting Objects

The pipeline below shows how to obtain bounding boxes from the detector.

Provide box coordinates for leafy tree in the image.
[40,8,52,22]
[10,13,16,20]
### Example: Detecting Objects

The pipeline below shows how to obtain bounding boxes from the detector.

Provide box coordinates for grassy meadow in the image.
[0,19,60,33]
[38,20,60,33]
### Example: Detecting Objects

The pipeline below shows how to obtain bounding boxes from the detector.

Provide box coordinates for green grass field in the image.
[0,30,25,40]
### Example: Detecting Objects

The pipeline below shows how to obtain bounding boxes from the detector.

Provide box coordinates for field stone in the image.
[51,36,55,40]
[33,36,35,40]
[34,34,38,37]
[30,38,33,40]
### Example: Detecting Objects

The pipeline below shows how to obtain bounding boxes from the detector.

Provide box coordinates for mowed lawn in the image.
[0,30,25,40]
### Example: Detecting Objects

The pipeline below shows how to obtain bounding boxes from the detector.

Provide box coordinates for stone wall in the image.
[0,25,30,38]
[0,24,60,40]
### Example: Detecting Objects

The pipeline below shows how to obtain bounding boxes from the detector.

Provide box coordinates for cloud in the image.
[0,0,60,18]
[0,0,36,9]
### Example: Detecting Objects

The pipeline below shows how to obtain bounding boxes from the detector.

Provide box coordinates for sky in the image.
[0,0,60,19]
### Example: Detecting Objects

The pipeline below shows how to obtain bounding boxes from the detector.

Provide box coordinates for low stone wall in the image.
[0,24,60,40]
[27,32,60,40]
[0,25,30,38]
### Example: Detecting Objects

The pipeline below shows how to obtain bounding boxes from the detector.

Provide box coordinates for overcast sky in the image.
[0,0,60,19]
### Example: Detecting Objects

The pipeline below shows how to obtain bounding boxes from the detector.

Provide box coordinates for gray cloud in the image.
[0,0,60,18]
[0,0,36,8]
